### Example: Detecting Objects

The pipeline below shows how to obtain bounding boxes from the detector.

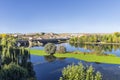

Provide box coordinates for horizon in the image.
[0,31,119,34]
[0,0,120,33]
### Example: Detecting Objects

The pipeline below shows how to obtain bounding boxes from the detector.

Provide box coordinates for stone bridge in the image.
[16,38,69,47]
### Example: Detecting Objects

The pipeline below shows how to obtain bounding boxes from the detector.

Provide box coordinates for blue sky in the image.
[0,0,120,33]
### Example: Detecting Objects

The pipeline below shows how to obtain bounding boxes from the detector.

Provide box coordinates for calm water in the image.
[31,55,120,80]
[31,43,120,80]
[31,43,120,56]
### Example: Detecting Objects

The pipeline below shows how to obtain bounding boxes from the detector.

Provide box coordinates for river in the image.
[31,43,120,80]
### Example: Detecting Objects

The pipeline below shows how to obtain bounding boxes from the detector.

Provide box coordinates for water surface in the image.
[31,55,120,80]
[31,43,120,56]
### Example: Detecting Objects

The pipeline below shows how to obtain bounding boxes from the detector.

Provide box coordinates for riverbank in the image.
[30,49,120,64]
[70,42,120,45]
[85,42,120,45]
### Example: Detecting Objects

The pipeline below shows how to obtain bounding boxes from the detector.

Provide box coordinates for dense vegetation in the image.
[70,32,120,44]
[0,34,36,80]
[60,63,102,80]
[0,63,28,80]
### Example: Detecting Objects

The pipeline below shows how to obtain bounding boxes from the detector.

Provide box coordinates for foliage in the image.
[1,47,30,66]
[44,43,56,55]
[57,46,66,53]
[1,34,7,38]
[1,35,16,47]
[86,65,94,80]
[60,63,102,80]
[1,38,7,46]
[0,63,28,80]
[0,35,36,80]
[69,32,120,44]
[95,72,102,80]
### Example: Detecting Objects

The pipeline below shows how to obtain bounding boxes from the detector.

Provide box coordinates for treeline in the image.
[70,32,120,44]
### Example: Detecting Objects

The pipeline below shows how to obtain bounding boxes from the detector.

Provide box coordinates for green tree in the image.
[0,63,28,80]
[95,71,102,80]
[1,38,7,46]
[86,65,94,80]
[57,46,66,53]
[114,32,120,37]
[60,63,102,80]
[44,43,56,55]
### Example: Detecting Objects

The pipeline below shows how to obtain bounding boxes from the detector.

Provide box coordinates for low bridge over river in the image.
[16,38,69,47]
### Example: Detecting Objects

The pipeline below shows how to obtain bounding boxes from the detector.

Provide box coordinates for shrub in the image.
[60,63,102,80]
[0,63,28,80]
[95,71,102,80]
[57,46,66,53]
[44,43,56,55]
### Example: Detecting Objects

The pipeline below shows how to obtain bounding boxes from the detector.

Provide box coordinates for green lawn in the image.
[30,49,120,64]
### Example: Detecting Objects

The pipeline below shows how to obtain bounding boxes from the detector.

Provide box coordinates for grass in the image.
[30,49,120,64]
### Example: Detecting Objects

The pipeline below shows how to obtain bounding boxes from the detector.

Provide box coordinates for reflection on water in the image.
[69,43,120,56]
[31,43,120,80]
[31,55,120,80]
[44,55,57,62]
[44,55,66,62]
[70,43,120,51]
[31,43,120,56]
[0,47,36,80]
